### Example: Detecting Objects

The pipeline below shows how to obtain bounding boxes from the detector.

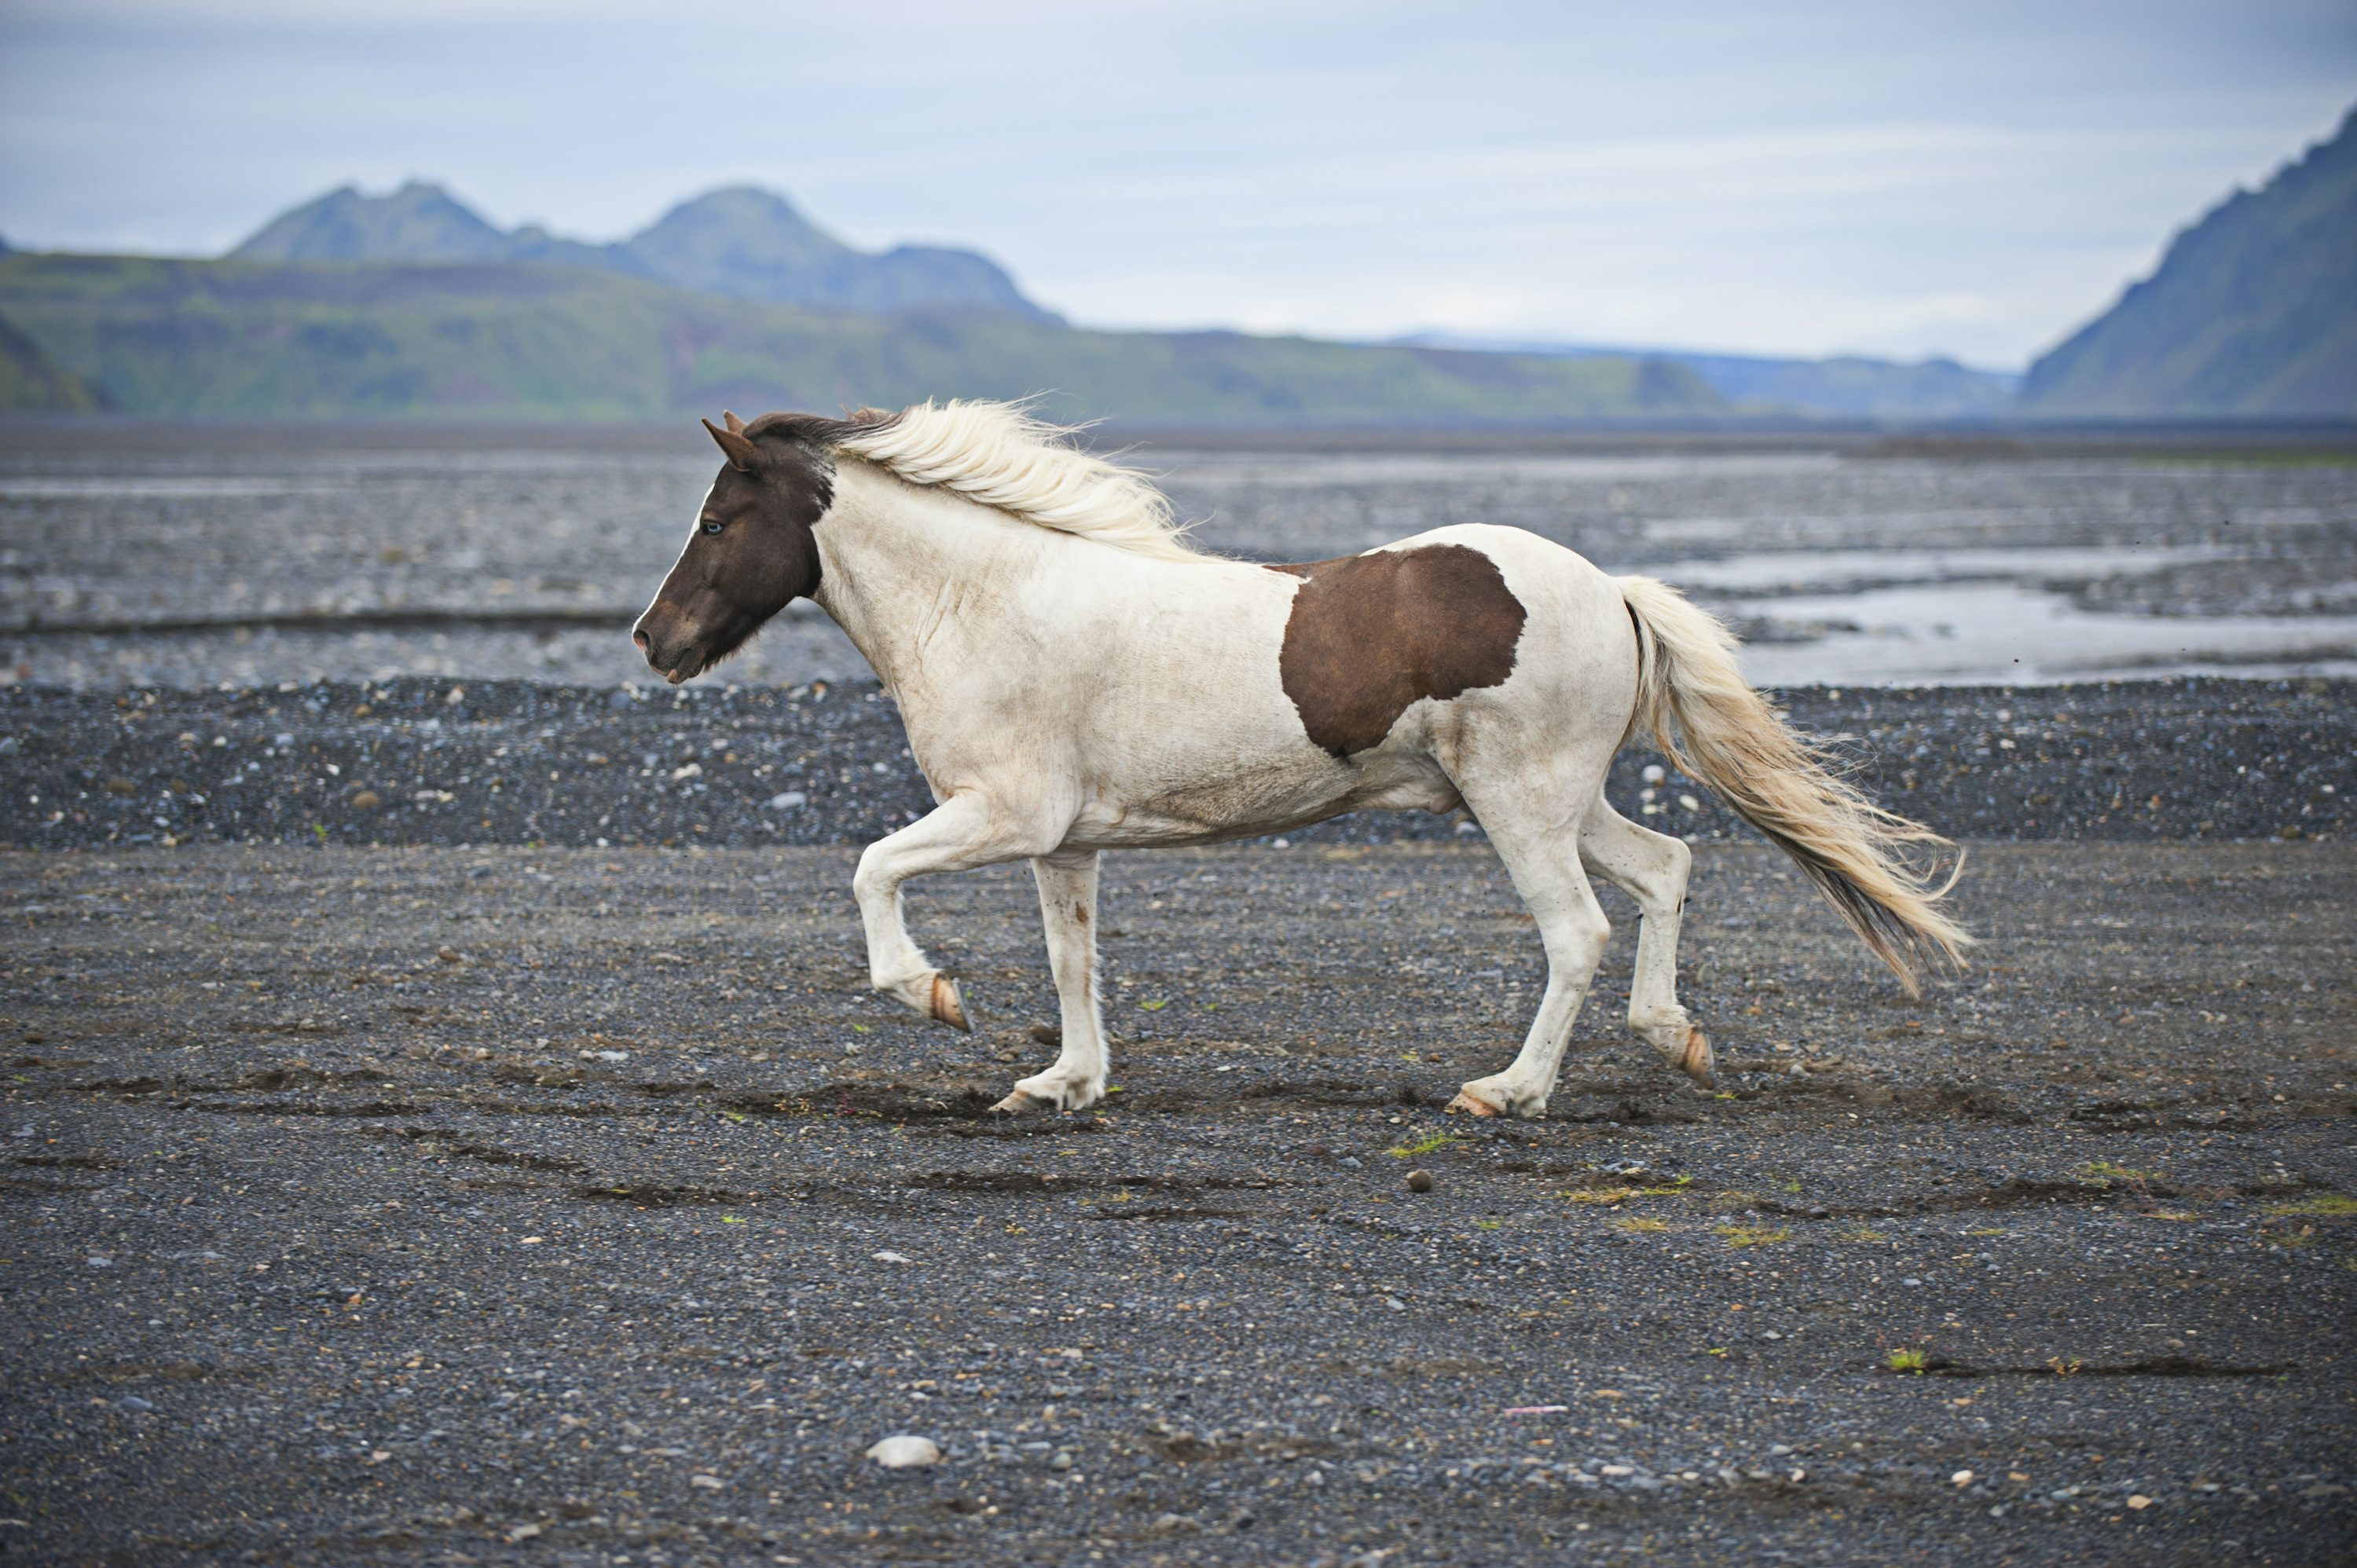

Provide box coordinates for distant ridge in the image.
[1391,334,2018,419]
[0,254,1728,423]
[2022,107,2357,416]
[0,310,101,412]
[231,181,1054,321]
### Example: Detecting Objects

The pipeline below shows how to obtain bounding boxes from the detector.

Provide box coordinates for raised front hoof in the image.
[1673,1026,1716,1088]
[1639,1021,1716,1089]
[929,973,972,1033]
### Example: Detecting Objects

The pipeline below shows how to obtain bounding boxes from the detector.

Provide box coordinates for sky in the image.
[1,1,2351,369]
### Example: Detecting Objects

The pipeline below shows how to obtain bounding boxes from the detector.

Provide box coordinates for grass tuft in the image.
[2267,1193,2357,1217]
[1716,1223,1791,1248]
[1387,1131,1455,1159]
[1886,1348,1930,1374]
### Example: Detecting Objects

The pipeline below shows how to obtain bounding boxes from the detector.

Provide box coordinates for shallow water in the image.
[1,434,2349,689]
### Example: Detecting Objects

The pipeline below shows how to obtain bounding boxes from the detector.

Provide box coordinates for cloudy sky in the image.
[2,1,2350,368]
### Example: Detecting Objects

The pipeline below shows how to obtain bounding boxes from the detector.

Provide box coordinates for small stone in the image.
[349,789,382,811]
[867,1434,942,1468]
[506,1522,542,1541]
[2128,1494,2153,1510]
[1406,1170,1434,1192]
[872,1251,915,1265]
[436,946,463,964]
[1339,1156,1362,1169]
[1641,764,1666,785]
[86,1256,111,1268]
[117,1395,155,1412]
[689,1473,724,1489]
[1952,1469,1974,1486]
[1050,1451,1073,1471]
[765,791,807,811]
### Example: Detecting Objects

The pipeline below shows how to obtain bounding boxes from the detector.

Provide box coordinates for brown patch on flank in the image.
[1274,544,1527,757]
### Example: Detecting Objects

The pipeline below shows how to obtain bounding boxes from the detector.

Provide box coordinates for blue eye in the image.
[701,520,723,536]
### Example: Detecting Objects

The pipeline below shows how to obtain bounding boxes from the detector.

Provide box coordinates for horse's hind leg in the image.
[993,851,1109,1114]
[1581,797,1715,1086]
[1443,782,1613,1121]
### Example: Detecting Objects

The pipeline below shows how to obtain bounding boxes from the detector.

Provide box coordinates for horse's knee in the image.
[850,847,896,910]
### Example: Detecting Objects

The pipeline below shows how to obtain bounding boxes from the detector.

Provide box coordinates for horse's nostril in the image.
[632,629,651,654]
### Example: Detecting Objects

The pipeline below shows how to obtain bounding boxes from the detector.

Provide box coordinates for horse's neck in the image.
[812,466,1036,694]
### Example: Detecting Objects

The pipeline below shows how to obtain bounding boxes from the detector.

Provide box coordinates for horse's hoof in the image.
[930,973,971,1033]
[1445,1089,1501,1118]
[989,1089,1039,1115]
[1678,1026,1717,1088]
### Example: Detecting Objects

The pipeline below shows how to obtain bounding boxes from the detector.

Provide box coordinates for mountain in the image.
[229,181,1054,321]
[2021,107,2357,416]
[0,252,1728,423]
[231,181,513,264]
[1391,333,2018,419]
[0,310,102,412]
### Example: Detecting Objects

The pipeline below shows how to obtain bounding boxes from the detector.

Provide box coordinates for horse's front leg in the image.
[995,849,1108,1114]
[850,793,1032,1031]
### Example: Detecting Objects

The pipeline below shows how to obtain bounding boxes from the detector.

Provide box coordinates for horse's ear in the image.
[722,410,746,434]
[702,417,760,472]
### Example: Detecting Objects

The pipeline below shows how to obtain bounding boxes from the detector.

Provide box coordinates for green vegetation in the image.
[1387,1131,1455,1159]
[2267,1193,2357,1217]
[1715,1223,1791,1248]
[1885,1347,1930,1374]
[0,253,1727,425]
[2022,105,2357,416]
[0,310,102,412]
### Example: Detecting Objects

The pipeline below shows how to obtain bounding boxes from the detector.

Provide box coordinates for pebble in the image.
[867,1435,942,1468]
[871,1251,915,1265]
[1952,1469,1974,1486]
[117,1395,154,1412]
[1405,1170,1434,1192]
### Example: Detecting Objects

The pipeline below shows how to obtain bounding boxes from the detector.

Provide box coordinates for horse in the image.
[632,401,1968,1118]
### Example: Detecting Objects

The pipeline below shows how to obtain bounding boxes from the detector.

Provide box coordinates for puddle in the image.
[1729,583,2357,687]
[1662,544,2231,593]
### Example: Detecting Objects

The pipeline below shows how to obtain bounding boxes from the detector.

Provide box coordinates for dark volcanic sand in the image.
[2,837,2353,1566]
[1,676,2349,852]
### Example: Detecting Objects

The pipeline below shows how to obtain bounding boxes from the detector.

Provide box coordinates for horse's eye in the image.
[700,520,724,536]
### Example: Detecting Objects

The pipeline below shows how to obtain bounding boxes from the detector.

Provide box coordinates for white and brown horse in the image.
[633,401,1967,1117]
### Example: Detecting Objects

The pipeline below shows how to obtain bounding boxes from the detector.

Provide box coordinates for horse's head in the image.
[632,412,831,684]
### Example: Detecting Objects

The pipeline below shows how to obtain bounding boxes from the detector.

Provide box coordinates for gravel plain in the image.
[4,428,2353,1565]
[2,836,2352,1566]
[0,675,2347,854]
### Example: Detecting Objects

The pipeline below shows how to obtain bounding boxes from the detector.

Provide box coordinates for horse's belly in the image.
[1063,746,1460,849]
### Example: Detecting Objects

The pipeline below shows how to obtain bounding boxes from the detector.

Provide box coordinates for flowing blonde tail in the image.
[1618,575,1971,995]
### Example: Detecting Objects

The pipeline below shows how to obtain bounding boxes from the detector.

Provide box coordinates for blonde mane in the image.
[834,400,1203,562]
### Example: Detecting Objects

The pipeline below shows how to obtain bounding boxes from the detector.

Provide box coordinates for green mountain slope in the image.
[0,253,1726,424]
[2022,107,2357,416]
[0,310,102,412]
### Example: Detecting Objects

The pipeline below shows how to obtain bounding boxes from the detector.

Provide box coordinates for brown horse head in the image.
[632,410,884,684]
